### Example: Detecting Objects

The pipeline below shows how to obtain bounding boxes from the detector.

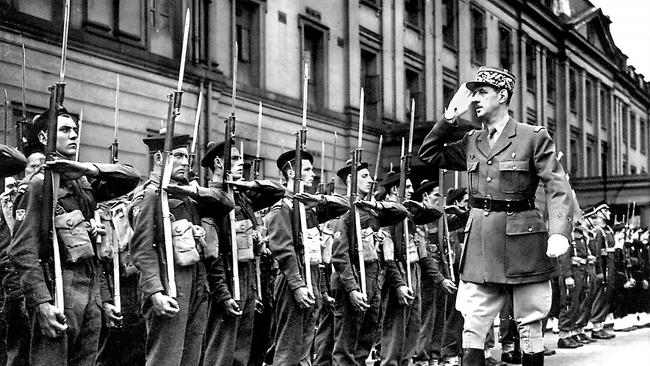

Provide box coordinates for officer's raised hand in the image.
[45,160,99,180]
[293,286,316,309]
[396,285,414,306]
[349,290,370,312]
[150,292,180,318]
[223,298,243,317]
[444,83,475,120]
[36,302,68,338]
[546,233,570,258]
[440,279,458,294]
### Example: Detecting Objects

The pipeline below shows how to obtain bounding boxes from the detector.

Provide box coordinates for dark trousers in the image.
[96,271,146,366]
[414,273,446,361]
[558,265,588,333]
[380,264,421,366]
[2,268,30,366]
[272,265,320,366]
[29,262,102,366]
[248,258,275,366]
[441,291,463,358]
[202,261,256,366]
[143,264,207,366]
[313,300,335,366]
[590,255,616,324]
[331,261,381,366]
[575,265,595,329]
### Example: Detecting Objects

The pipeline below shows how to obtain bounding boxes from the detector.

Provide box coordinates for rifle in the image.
[350,88,366,296]
[317,141,326,194]
[437,170,456,282]
[74,110,83,162]
[326,131,337,194]
[188,83,203,182]
[3,90,7,145]
[223,44,240,301]
[368,134,382,201]
[252,101,263,302]
[396,99,415,289]
[159,8,191,299]
[110,74,121,315]
[17,44,28,152]
[292,62,312,294]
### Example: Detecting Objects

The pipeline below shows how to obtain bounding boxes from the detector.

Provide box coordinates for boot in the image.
[521,352,544,366]
[462,349,485,366]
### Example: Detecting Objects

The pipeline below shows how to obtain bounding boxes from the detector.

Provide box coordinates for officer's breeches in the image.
[456,281,551,354]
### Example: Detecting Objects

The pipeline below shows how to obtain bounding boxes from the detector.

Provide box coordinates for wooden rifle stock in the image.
[349,149,367,296]
[292,128,312,293]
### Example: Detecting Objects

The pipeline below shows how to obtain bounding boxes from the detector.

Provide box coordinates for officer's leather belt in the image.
[470,196,535,212]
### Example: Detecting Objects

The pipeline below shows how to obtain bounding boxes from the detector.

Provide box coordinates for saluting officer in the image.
[265,150,348,365]
[419,67,573,366]
[129,133,234,366]
[199,140,284,366]
[9,108,140,366]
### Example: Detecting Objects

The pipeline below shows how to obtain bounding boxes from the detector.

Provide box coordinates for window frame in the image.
[470,6,486,65]
[299,15,330,109]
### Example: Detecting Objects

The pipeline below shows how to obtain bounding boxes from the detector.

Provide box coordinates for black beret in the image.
[201,141,226,168]
[379,171,401,189]
[336,159,369,182]
[276,150,314,171]
[446,187,467,205]
[142,134,190,153]
[412,179,439,202]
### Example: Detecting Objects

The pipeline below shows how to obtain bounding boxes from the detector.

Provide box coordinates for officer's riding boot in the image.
[462,348,485,366]
[521,352,544,366]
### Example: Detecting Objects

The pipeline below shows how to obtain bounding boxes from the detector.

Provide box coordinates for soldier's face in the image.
[405,179,414,200]
[230,147,244,179]
[170,147,189,181]
[25,151,45,176]
[301,159,315,188]
[472,86,506,121]
[356,168,373,195]
[55,115,78,157]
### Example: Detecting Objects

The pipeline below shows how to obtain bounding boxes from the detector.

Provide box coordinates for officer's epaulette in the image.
[534,126,545,133]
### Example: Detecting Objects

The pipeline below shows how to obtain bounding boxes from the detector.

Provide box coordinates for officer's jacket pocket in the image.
[467,161,479,193]
[171,219,200,266]
[54,210,95,263]
[499,160,530,193]
[504,213,555,277]
[505,215,547,235]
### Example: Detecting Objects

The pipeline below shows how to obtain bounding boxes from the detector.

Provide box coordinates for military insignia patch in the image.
[334,231,341,239]
[132,206,141,218]
[15,209,25,222]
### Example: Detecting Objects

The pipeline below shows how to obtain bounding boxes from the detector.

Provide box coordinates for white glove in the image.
[443,83,475,120]
[546,234,569,258]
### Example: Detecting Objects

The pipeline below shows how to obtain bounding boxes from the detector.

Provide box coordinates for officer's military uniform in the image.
[419,68,572,362]
[380,197,444,366]
[201,178,284,366]
[330,199,407,365]
[9,161,139,366]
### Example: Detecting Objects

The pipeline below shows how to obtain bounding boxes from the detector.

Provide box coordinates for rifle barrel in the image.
[21,44,26,119]
[59,0,70,82]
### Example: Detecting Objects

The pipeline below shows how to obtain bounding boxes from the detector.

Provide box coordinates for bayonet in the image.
[350,88,367,297]
[188,84,204,177]
[75,110,83,162]
[111,74,119,164]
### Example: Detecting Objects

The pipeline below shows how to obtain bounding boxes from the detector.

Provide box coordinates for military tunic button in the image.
[486,177,492,182]
[484,211,489,216]
[487,160,492,165]
[528,227,533,232]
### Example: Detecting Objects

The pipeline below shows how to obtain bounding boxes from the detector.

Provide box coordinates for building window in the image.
[470,7,486,65]
[600,87,610,130]
[622,153,627,173]
[405,0,424,29]
[630,112,636,149]
[236,1,261,88]
[443,81,457,113]
[526,42,536,93]
[622,105,628,144]
[547,118,556,139]
[586,137,596,176]
[630,165,637,175]
[361,48,382,125]
[301,17,329,108]
[405,67,424,123]
[546,55,556,103]
[442,0,458,49]
[569,68,577,113]
[585,78,593,122]
[570,135,579,177]
[498,24,512,70]
[641,119,647,155]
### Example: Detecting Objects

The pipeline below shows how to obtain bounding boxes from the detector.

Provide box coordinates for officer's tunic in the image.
[201,180,283,366]
[9,163,139,366]
[129,172,234,366]
[419,117,572,352]
[330,202,407,366]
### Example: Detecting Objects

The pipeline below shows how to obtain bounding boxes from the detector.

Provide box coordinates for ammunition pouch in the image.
[304,227,323,265]
[110,203,133,253]
[361,227,378,263]
[95,209,114,261]
[235,219,255,262]
[54,210,95,263]
[171,219,200,266]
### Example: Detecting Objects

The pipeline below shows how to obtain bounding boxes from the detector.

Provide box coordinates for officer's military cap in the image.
[446,187,467,205]
[593,200,610,213]
[412,179,439,202]
[276,149,314,171]
[336,159,369,182]
[142,134,190,153]
[466,66,516,94]
[582,205,596,218]
[201,141,226,168]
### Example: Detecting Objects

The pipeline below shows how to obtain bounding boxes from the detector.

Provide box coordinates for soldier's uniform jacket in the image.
[382,204,446,291]
[559,228,594,279]
[0,144,27,178]
[330,202,407,294]
[129,172,234,302]
[590,226,615,277]
[207,179,284,304]
[9,163,140,308]
[266,194,348,292]
[419,117,573,284]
